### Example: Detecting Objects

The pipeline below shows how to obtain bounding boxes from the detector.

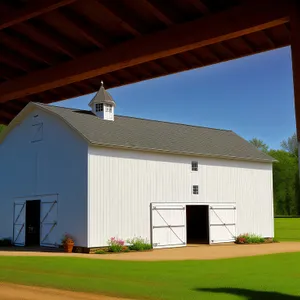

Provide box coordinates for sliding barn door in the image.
[13,202,26,246]
[210,204,236,244]
[151,204,186,249]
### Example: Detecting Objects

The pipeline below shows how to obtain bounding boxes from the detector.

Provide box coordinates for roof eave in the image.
[88,140,275,164]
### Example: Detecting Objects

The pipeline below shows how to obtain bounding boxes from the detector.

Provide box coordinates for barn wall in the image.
[87,146,273,247]
[0,108,88,246]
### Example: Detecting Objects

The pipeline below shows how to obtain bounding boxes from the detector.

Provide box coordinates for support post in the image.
[290,3,300,158]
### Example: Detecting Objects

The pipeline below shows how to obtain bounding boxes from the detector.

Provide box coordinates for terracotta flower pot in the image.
[64,242,74,253]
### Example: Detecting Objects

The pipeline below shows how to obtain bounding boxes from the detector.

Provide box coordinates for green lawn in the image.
[1,254,300,299]
[275,218,300,241]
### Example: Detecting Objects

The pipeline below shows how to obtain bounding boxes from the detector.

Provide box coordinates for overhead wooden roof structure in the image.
[0,0,299,140]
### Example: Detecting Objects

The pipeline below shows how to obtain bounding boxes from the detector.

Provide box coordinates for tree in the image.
[269,150,299,215]
[249,138,269,153]
[281,133,298,157]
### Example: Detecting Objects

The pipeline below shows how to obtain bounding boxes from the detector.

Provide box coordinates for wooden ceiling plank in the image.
[0,63,25,80]
[0,0,291,103]
[23,20,82,58]
[62,84,83,95]
[88,76,112,88]
[181,51,204,67]
[0,31,56,65]
[115,69,138,82]
[262,30,276,48]
[219,42,237,58]
[59,7,111,48]
[139,0,173,26]
[184,0,209,14]
[149,61,169,74]
[0,47,35,72]
[0,0,78,30]
[129,64,153,79]
[74,81,94,94]
[14,23,68,57]
[238,37,255,54]
[95,0,142,37]
[172,54,194,69]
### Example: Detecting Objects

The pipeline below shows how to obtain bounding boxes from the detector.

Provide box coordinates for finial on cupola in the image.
[88,81,116,121]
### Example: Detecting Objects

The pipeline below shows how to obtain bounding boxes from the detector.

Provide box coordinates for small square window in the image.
[192,161,198,171]
[95,103,103,112]
[192,185,199,195]
[105,105,112,113]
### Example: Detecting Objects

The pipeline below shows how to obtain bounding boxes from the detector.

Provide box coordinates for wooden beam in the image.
[0,0,291,103]
[0,0,77,30]
[290,2,300,141]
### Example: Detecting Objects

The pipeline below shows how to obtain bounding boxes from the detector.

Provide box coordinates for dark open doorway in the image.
[25,200,41,246]
[186,205,209,244]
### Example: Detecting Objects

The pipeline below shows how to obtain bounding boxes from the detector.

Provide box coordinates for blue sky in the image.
[55,46,296,150]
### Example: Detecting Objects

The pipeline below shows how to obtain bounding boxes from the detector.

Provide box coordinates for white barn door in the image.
[209,204,236,244]
[40,199,58,247]
[151,204,186,249]
[13,202,26,246]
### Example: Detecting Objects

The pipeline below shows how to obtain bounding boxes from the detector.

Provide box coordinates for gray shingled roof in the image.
[35,103,274,163]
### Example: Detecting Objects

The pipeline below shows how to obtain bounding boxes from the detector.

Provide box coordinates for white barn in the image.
[0,84,275,250]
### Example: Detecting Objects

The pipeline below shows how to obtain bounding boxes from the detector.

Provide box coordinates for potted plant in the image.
[61,233,74,253]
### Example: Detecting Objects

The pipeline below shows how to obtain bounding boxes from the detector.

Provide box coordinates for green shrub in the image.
[127,237,152,251]
[107,237,125,253]
[235,234,265,244]
[0,238,12,247]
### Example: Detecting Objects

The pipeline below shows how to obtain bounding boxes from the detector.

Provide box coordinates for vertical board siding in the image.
[88,146,274,247]
[0,109,88,246]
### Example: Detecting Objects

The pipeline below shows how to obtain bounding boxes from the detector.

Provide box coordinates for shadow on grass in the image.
[196,288,300,299]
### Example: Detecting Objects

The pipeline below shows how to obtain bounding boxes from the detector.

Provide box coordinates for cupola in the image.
[88,81,116,121]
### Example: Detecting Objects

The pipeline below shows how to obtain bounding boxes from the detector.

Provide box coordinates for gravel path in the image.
[1,242,300,261]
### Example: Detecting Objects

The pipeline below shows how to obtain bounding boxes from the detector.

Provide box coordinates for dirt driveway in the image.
[0,283,131,300]
[0,242,300,261]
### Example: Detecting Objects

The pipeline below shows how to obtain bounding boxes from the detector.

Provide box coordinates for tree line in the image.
[250,133,299,216]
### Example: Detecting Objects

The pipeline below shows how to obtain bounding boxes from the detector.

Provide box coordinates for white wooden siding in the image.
[0,108,88,246]
[88,146,274,247]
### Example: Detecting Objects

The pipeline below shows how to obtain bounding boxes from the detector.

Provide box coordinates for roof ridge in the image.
[39,103,232,133]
